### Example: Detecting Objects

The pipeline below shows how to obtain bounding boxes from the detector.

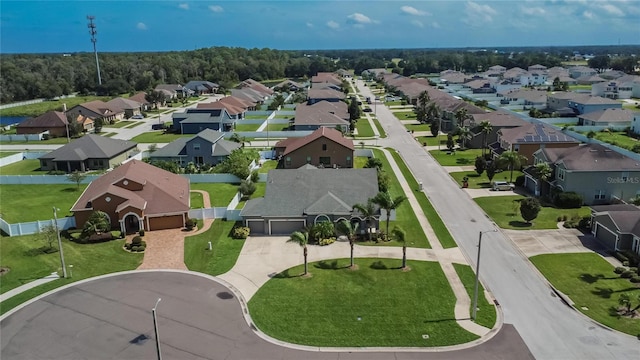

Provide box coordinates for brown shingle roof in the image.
[542,143,640,171]
[471,110,528,127]
[500,123,579,144]
[279,127,354,156]
[579,108,634,124]
[294,101,349,126]
[17,111,67,129]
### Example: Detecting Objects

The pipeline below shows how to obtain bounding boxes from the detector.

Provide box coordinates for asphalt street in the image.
[355,79,640,360]
[1,271,534,360]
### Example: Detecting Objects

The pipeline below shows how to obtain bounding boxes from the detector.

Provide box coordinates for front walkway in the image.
[136,190,213,270]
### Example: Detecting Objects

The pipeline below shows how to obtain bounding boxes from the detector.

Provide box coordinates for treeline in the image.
[2,45,638,104]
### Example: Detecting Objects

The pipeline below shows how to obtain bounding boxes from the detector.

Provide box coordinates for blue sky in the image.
[1,0,639,53]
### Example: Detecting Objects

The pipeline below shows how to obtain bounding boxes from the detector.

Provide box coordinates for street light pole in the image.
[152,298,162,360]
[53,207,67,278]
[472,229,497,322]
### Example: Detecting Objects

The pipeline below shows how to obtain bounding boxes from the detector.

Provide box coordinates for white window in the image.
[594,190,606,200]
[557,168,565,181]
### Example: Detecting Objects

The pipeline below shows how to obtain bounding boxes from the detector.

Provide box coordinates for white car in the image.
[492,181,515,191]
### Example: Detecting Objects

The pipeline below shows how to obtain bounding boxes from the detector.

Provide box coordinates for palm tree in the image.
[499,151,528,183]
[458,126,472,150]
[479,120,492,157]
[426,102,441,137]
[287,231,309,276]
[336,220,359,268]
[371,192,407,236]
[454,108,469,129]
[391,227,408,269]
[352,199,378,241]
[532,162,552,196]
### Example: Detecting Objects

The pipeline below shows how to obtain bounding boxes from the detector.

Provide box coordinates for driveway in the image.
[0,271,534,360]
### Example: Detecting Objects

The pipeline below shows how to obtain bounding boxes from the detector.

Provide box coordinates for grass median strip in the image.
[249,258,479,347]
[453,263,497,329]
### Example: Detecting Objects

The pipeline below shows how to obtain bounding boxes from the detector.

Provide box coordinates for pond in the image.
[0,116,28,126]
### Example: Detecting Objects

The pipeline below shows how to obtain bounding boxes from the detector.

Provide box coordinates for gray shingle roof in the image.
[150,129,240,158]
[542,143,640,171]
[39,134,137,161]
[241,168,379,218]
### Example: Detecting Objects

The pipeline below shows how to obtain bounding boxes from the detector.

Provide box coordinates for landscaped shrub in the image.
[514,175,525,187]
[139,229,145,236]
[613,251,629,264]
[48,170,66,175]
[614,267,626,274]
[577,216,591,229]
[185,218,197,230]
[620,270,634,278]
[630,276,640,283]
[318,237,336,246]
[629,267,638,274]
[132,236,143,245]
[87,232,113,243]
[620,250,640,267]
[131,246,141,252]
[231,226,250,239]
[554,192,583,208]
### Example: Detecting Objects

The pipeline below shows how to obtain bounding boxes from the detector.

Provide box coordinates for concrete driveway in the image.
[1,271,534,360]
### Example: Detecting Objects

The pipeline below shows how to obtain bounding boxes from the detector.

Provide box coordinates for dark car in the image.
[151,124,165,130]
[363,108,372,112]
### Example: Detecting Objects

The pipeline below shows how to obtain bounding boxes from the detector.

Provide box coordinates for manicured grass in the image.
[530,253,640,337]
[190,191,204,209]
[388,149,457,249]
[190,183,239,207]
[183,220,245,276]
[236,182,266,209]
[101,132,117,137]
[416,134,447,147]
[0,233,142,314]
[258,160,277,173]
[0,159,45,175]
[234,123,261,131]
[104,120,136,128]
[371,149,430,248]
[355,118,375,137]
[266,123,290,131]
[244,114,268,120]
[474,195,591,230]
[0,184,88,223]
[354,156,368,169]
[405,123,430,132]
[394,111,417,120]
[0,96,111,117]
[0,152,19,158]
[273,115,292,119]
[123,121,144,129]
[371,117,387,138]
[568,85,592,91]
[385,100,403,106]
[249,258,478,347]
[129,131,191,143]
[453,263,497,329]
[589,131,640,152]
[449,170,524,189]
[429,149,483,166]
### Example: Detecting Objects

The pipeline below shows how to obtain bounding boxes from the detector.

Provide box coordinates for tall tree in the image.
[498,151,527,183]
[391,226,408,270]
[415,90,430,124]
[287,231,309,276]
[352,199,378,241]
[348,97,361,121]
[426,102,440,135]
[336,219,359,269]
[454,108,469,129]
[486,160,497,182]
[520,197,541,224]
[372,191,407,236]
[479,120,492,157]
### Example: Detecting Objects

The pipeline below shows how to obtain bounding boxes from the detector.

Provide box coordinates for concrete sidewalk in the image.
[0,272,59,303]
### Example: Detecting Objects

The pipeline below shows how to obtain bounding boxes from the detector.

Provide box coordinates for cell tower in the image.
[87,15,102,85]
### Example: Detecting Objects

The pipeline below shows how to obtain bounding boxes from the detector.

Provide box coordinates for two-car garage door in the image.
[246,219,306,235]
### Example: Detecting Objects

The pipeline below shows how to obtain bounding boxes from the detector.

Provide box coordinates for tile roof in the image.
[71,160,189,216]
[240,168,379,217]
[39,134,137,161]
[500,123,579,144]
[542,143,640,171]
[17,111,67,128]
[277,127,354,156]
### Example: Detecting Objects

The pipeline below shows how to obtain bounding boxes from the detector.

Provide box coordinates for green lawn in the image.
[355,118,375,138]
[104,120,136,129]
[123,121,144,129]
[234,123,261,132]
[266,123,290,131]
[474,195,591,230]
[190,183,239,207]
[385,100,403,106]
[371,117,387,138]
[273,115,292,119]
[0,152,19,158]
[0,184,88,223]
[453,263,497,329]
[258,160,277,173]
[530,253,640,337]
[183,220,245,276]
[394,111,417,120]
[449,170,524,189]
[388,149,457,248]
[0,96,111,117]
[0,233,143,314]
[354,156,369,169]
[589,131,640,152]
[0,159,45,175]
[416,134,447,147]
[371,149,430,248]
[236,183,266,209]
[101,132,117,137]
[130,132,191,143]
[244,114,268,120]
[190,191,204,209]
[249,258,479,347]
[568,85,592,91]
[429,149,483,166]
[405,123,430,132]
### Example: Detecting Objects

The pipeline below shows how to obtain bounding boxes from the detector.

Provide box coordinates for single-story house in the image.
[172,108,235,133]
[274,79,304,92]
[155,84,192,99]
[185,80,219,95]
[241,167,380,235]
[590,204,640,255]
[67,100,122,123]
[149,129,240,167]
[307,88,346,104]
[105,98,143,118]
[274,127,354,169]
[39,134,138,172]
[578,108,634,127]
[16,111,69,137]
[293,100,350,131]
[71,159,190,234]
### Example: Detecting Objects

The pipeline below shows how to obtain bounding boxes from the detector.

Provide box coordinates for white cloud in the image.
[521,6,545,16]
[598,3,624,16]
[347,13,373,24]
[209,5,224,13]
[411,20,424,28]
[464,1,497,25]
[178,3,189,10]
[136,22,147,30]
[401,5,429,16]
[327,20,340,29]
[583,10,595,19]
[306,22,313,28]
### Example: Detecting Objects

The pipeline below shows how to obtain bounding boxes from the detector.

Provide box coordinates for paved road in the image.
[1,271,534,360]
[355,79,640,360]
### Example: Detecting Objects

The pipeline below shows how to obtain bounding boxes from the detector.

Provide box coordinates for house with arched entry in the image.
[241,167,380,235]
[71,160,190,234]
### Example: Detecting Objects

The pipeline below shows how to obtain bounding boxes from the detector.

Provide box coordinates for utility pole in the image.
[152,298,163,360]
[53,207,68,278]
[87,15,102,85]
[472,229,497,322]
[63,103,70,143]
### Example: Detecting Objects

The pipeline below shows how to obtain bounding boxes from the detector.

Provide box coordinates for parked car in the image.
[492,181,515,191]
[151,124,165,130]
[131,114,144,119]
[363,108,372,112]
